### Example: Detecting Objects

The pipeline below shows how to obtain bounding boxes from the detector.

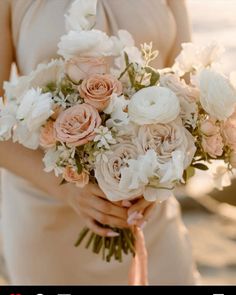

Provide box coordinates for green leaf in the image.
[192,163,209,171]
[75,158,83,174]
[184,166,195,182]
[145,66,160,86]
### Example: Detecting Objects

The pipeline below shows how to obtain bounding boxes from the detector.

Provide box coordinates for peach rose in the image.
[54,103,101,146]
[63,166,89,188]
[40,120,56,148]
[79,74,123,111]
[65,57,108,84]
[222,116,236,149]
[202,134,224,158]
[200,117,219,136]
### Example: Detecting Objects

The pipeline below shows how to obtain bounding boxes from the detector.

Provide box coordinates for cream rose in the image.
[65,57,107,84]
[137,120,196,183]
[40,120,56,148]
[95,142,144,201]
[128,86,180,125]
[54,103,101,146]
[199,69,236,120]
[202,134,224,158]
[79,74,122,111]
[63,166,89,188]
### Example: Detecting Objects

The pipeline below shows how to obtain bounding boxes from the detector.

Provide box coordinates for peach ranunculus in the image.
[63,166,89,188]
[54,103,101,146]
[40,120,57,148]
[65,57,108,84]
[79,74,123,111]
[202,133,224,158]
[200,117,219,136]
[222,115,236,149]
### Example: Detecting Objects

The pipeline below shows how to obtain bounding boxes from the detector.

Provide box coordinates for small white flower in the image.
[94,126,116,149]
[104,94,129,127]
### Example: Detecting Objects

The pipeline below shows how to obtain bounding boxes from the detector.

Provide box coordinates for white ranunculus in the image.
[95,142,144,201]
[199,69,236,120]
[0,97,17,140]
[65,0,97,32]
[128,86,180,125]
[4,60,64,101]
[17,88,53,131]
[58,30,114,59]
[173,42,224,76]
[104,94,129,127]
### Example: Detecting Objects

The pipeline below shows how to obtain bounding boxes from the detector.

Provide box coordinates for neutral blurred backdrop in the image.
[0,0,236,285]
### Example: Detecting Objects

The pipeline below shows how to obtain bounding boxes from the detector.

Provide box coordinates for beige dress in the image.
[1,0,199,285]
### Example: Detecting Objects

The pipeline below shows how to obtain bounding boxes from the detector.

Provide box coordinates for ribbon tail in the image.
[128,226,149,285]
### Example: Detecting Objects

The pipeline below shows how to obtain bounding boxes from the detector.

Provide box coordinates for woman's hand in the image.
[67,182,129,237]
[127,198,157,228]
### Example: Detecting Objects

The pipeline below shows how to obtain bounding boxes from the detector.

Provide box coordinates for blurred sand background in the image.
[0,0,236,285]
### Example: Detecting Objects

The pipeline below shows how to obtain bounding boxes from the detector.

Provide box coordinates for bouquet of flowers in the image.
[1,0,236,267]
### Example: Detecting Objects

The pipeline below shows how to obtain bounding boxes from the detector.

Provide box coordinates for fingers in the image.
[128,198,152,216]
[83,207,129,228]
[84,217,119,237]
[89,183,107,199]
[85,195,128,220]
[136,202,157,229]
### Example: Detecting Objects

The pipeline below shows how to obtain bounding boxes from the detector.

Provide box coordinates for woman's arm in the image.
[166,0,191,66]
[0,1,128,236]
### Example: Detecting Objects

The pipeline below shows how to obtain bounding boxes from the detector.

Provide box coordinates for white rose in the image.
[95,142,144,201]
[0,97,17,140]
[199,69,236,120]
[128,86,180,125]
[17,88,53,131]
[65,0,97,32]
[58,30,114,60]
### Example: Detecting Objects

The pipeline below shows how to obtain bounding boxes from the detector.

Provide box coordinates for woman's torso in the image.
[11,0,177,75]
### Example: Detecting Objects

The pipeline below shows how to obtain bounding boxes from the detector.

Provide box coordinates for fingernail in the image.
[122,200,132,208]
[107,231,119,237]
[139,221,147,230]
[127,211,138,224]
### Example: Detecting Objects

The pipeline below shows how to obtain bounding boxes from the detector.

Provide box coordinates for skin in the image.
[0,0,190,236]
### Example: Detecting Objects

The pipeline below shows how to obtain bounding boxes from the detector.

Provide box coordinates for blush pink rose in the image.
[65,57,108,84]
[40,120,56,148]
[200,117,219,136]
[79,74,123,111]
[202,134,224,158]
[222,117,236,149]
[54,103,101,146]
[63,166,89,188]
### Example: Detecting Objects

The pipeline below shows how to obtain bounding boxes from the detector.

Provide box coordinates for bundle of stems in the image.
[75,226,135,262]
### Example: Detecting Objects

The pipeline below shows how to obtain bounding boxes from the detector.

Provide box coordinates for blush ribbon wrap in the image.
[128,226,149,285]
